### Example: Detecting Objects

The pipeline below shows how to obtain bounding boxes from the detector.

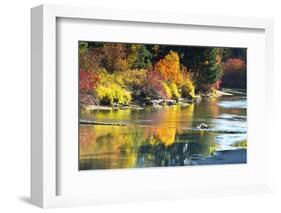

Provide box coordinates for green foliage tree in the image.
[192,48,224,92]
[127,44,152,69]
[79,41,88,54]
[222,48,247,62]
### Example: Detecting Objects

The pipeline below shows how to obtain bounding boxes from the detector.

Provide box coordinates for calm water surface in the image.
[79,90,247,170]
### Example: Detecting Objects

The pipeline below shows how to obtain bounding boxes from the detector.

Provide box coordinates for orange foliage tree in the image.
[154,51,183,84]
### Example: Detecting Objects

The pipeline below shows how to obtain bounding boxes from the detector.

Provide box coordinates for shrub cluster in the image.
[79,42,245,108]
[80,51,196,107]
[96,84,131,105]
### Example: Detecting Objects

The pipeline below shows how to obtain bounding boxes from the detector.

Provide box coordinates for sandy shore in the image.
[193,149,247,165]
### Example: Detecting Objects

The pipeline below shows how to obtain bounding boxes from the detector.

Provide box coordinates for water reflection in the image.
[80,126,218,169]
[80,93,247,170]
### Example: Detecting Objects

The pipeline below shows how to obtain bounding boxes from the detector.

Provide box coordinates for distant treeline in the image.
[79,42,246,108]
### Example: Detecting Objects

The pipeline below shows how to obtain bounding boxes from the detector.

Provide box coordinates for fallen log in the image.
[80,120,146,127]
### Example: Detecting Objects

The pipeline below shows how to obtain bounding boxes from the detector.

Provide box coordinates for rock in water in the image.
[197,123,209,129]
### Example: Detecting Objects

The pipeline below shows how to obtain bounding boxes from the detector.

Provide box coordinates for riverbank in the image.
[83,98,193,111]
[193,149,247,165]
[83,89,232,111]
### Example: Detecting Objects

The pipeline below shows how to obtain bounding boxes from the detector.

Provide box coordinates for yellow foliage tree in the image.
[169,83,181,99]
[95,83,131,105]
[180,72,195,98]
[162,82,172,99]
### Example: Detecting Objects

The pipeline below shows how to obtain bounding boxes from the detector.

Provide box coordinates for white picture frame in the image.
[31,4,274,208]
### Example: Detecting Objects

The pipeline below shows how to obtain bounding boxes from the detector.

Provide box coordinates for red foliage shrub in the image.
[79,69,100,93]
[147,70,170,99]
[223,58,246,71]
[221,58,246,89]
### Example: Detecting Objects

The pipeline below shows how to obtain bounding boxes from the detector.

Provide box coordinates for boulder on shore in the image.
[149,99,177,107]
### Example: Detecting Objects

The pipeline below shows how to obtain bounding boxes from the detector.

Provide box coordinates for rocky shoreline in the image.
[84,97,194,111]
[83,90,233,111]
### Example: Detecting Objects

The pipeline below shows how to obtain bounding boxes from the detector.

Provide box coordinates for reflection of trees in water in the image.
[137,131,218,167]
[192,98,220,125]
[79,103,221,169]
[144,104,194,147]
[81,108,132,122]
[147,128,177,147]
[80,125,151,169]
[80,123,218,169]
[80,125,145,156]
[138,142,190,167]
[80,104,195,153]
[148,104,194,128]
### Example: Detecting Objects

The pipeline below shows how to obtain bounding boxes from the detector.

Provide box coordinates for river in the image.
[79,89,247,170]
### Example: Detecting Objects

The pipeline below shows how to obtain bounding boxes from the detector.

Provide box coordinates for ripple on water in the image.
[218,114,246,121]
[218,100,247,109]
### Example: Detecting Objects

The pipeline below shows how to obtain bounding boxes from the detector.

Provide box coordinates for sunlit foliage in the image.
[169,83,181,99]
[117,69,148,90]
[96,84,131,105]
[180,76,195,98]
[154,51,182,84]
[162,82,172,99]
[79,41,246,107]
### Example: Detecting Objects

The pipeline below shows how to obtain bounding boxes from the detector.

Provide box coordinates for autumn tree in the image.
[79,42,103,71]
[146,70,171,99]
[79,69,100,108]
[100,43,128,72]
[154,51,182,84]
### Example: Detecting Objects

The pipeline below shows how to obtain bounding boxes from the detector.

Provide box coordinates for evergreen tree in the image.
[127,44,152,69]
[194,48,224,91]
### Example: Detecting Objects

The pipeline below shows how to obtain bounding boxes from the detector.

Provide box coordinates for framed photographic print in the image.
[31,4,274,208]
